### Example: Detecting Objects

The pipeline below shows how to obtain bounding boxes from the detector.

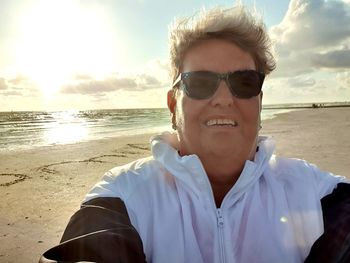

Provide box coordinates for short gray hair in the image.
[168,4,276,82]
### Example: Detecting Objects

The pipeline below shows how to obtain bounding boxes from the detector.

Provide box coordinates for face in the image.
[168,39,262,162]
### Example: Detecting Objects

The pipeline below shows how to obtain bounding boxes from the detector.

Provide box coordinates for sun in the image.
[14,0,121,97]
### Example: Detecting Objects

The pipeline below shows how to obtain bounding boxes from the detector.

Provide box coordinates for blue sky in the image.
[98,0,289,66]
[0,0,349,111]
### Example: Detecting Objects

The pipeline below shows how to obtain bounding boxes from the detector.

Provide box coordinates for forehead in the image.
[182,39,256,73]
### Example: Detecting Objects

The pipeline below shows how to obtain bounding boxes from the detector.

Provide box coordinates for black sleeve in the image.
[305,183,350,263]
[39,197,147,263]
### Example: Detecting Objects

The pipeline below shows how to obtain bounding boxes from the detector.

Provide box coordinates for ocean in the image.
[0,102,350,151]
[0,107,298,152]
[2,102,349,151]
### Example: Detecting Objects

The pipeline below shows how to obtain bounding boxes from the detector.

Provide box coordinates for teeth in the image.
[206,119,237,127]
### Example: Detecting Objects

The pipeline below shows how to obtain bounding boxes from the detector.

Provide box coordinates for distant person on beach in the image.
[40,4,350,263]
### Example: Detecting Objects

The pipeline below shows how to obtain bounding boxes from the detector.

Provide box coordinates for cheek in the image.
[237,99,261,125]
[175,95,207,134]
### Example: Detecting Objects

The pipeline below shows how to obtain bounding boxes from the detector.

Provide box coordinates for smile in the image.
[205,119,238,127]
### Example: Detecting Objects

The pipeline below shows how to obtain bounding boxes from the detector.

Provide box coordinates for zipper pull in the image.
[217,208,224,228]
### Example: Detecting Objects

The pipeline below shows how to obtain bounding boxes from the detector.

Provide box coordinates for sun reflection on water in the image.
[44,110,88,145]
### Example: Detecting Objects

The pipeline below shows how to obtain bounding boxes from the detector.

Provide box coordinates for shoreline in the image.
[0,107,349,262]
[0,132,157,154]
[1,101,349,113]
[3,104,347,153]
[263,102,350,110]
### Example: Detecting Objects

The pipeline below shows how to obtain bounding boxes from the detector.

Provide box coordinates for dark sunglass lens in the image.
[228,71,262,98]
[183,72,218,99]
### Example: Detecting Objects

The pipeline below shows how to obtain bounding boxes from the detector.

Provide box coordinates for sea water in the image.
[0,107,296,151]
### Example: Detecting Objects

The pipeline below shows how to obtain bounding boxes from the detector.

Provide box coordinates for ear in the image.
[167,89,177,113]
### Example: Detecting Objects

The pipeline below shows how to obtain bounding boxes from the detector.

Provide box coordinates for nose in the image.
[210,80,234,107]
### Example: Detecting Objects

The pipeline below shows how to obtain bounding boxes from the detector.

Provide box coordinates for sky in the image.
[0,0,349,111]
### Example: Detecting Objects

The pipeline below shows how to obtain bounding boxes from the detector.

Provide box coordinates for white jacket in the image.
[84,134,346,263]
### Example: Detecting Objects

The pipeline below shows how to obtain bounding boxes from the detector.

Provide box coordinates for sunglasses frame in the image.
[172,70,265,99]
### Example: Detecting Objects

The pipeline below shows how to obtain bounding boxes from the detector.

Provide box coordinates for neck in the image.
[210,179,237,208]
[203,156,245,208]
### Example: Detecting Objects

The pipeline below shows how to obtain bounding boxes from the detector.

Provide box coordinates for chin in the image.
[207,144,239,157]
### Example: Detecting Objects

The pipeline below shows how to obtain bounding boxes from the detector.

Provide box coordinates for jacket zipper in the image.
[216,208,226,263]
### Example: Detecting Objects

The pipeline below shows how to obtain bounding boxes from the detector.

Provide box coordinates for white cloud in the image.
[272,0,350,50]
[60,73,166,95]
[337,72,350,89]
[270,0,350,77]
[129,59,170,85]
[0,58,172,110]
[263,74,346,104]
[0,78,7,90]
[310,48,350,68]
[287,76,316,87]
[0,74,41,99]
[264,0,350,103]
[60,76,137,94]
[60,59,171,96]
[7,74,38,88]
[2,90,22,96]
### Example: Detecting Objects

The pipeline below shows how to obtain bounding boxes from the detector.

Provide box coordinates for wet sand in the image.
[0,107,349,262]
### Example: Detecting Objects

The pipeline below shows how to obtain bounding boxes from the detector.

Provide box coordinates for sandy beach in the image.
[0,107,349,262]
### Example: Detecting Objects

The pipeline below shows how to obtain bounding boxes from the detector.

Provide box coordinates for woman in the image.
[40,4,349,263]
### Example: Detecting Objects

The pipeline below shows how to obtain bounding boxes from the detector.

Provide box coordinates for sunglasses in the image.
[172,70,265,99]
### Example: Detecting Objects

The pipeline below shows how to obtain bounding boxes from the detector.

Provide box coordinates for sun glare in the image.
[44,110,88,145]
[15,0,120,97]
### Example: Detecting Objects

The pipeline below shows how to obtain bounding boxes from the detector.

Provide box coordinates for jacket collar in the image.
[151,132,275,207]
